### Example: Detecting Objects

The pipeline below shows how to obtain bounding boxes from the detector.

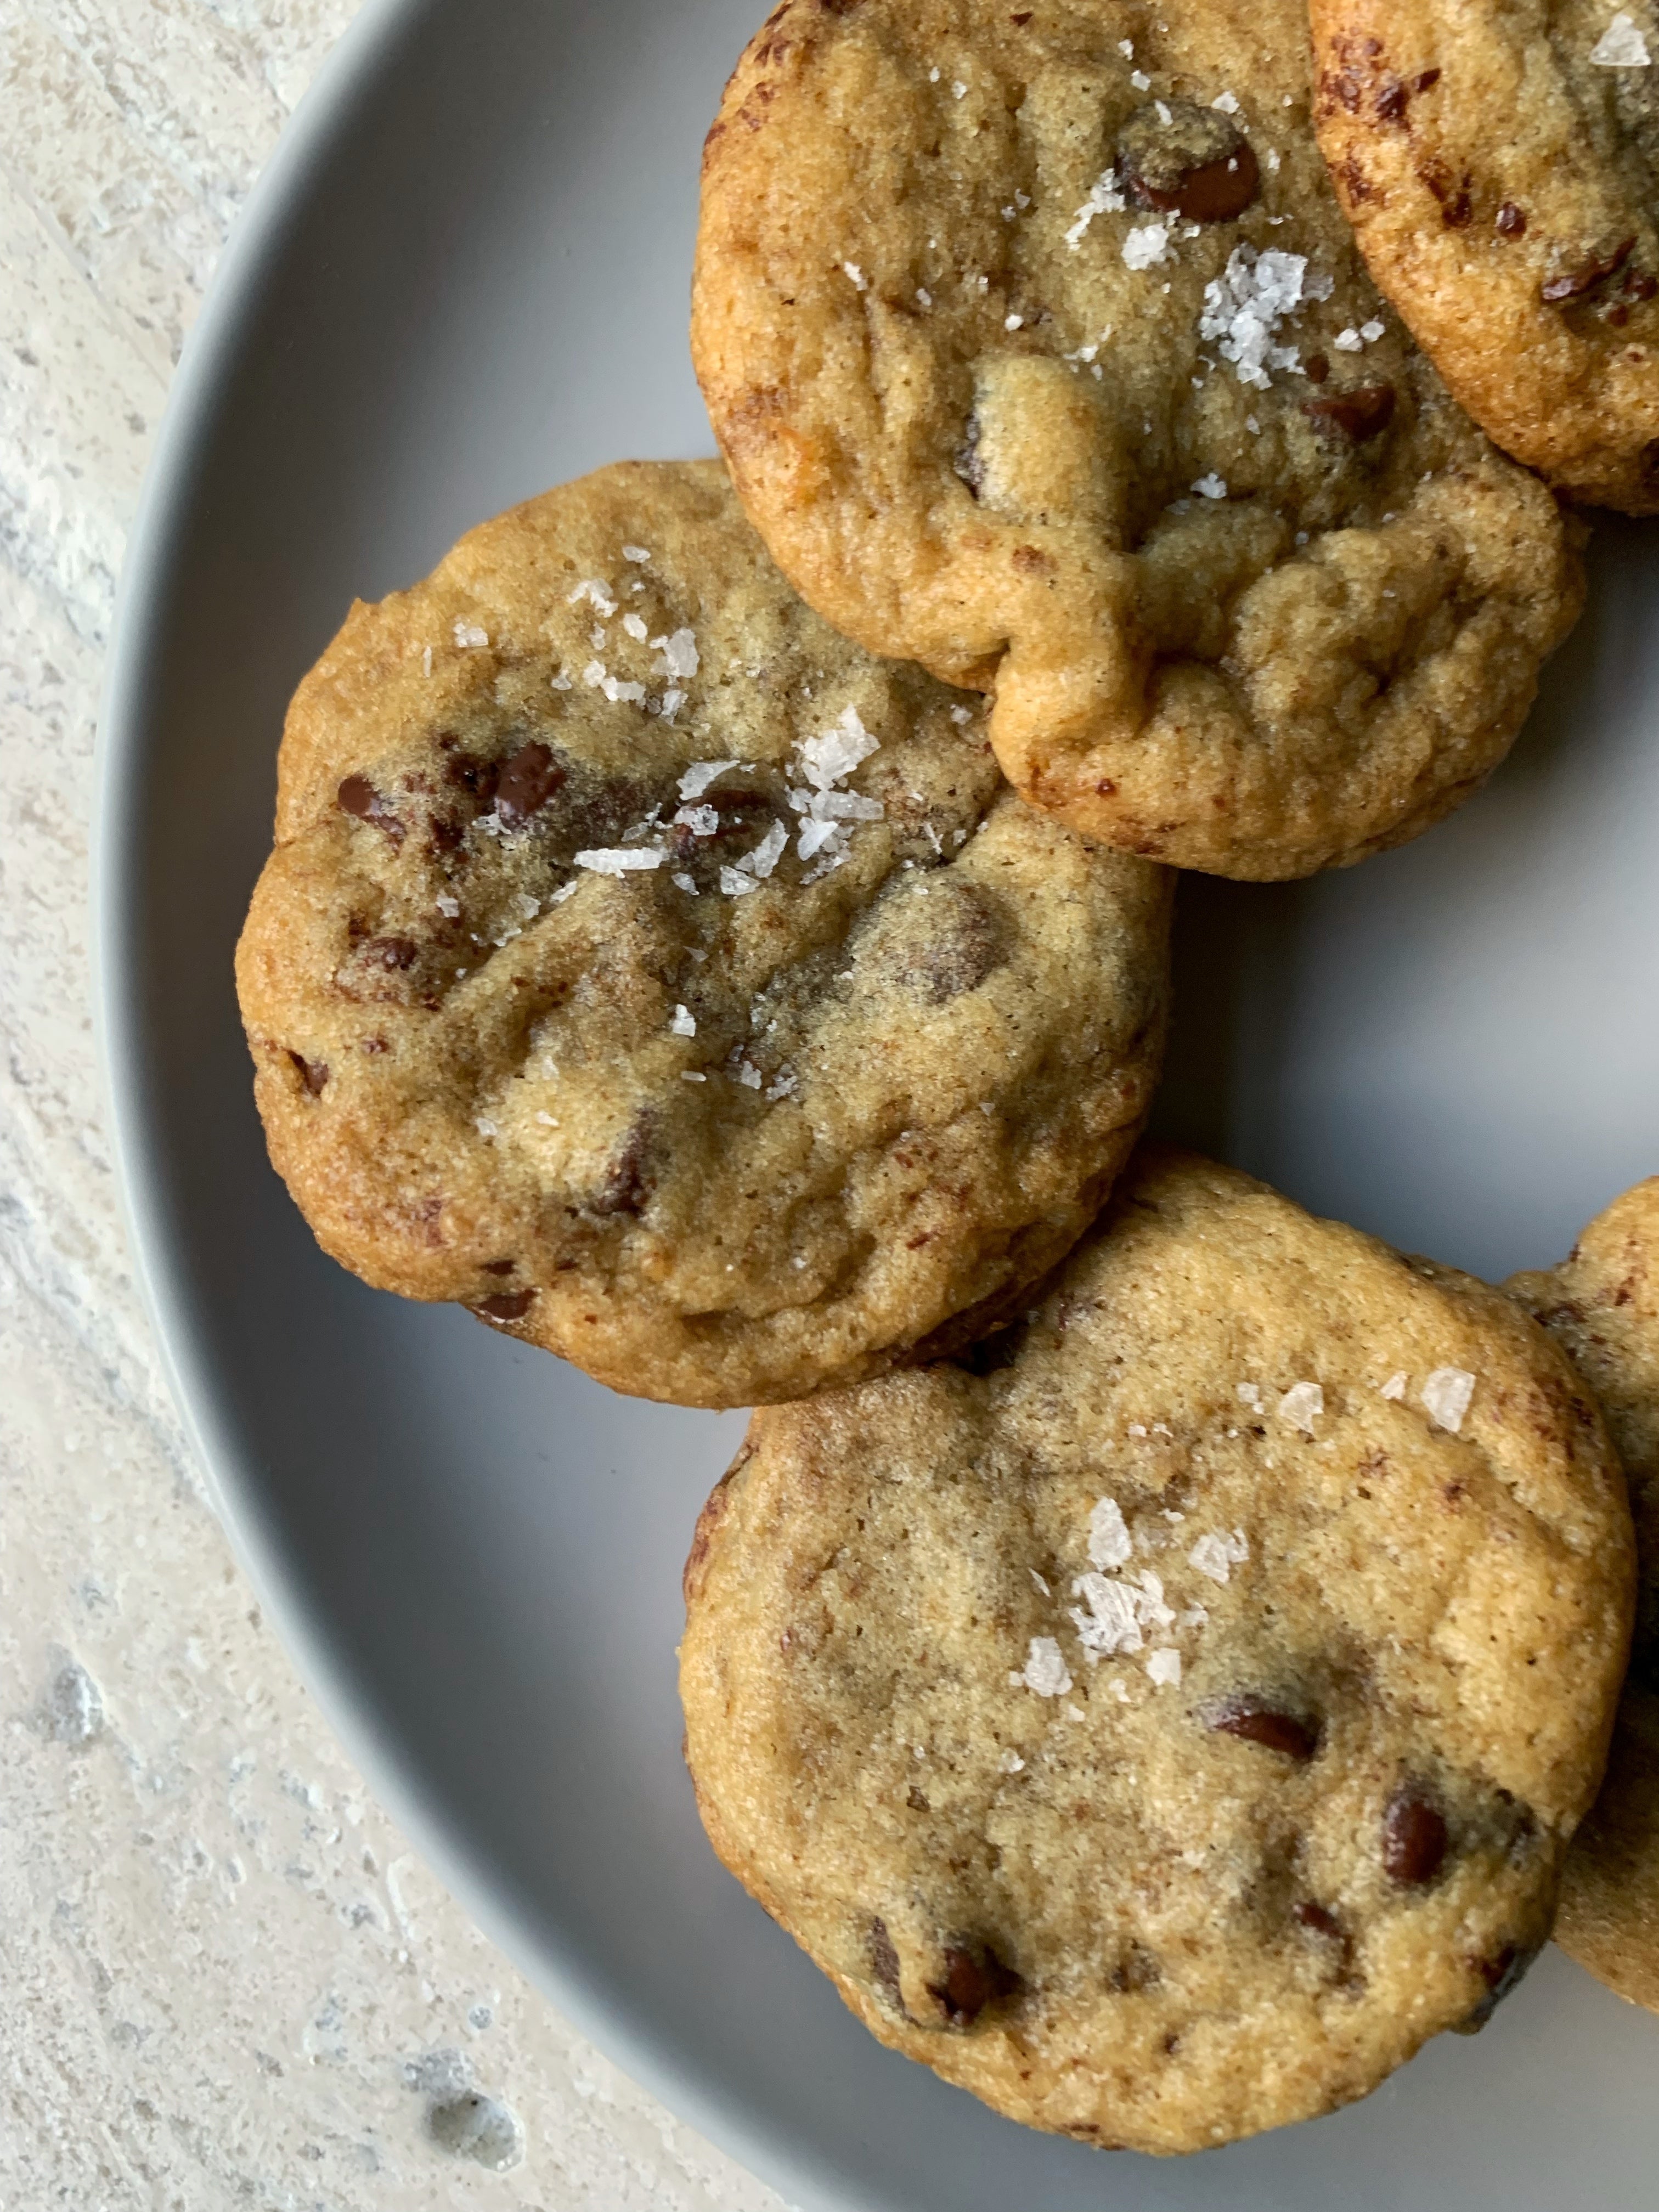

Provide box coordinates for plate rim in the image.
[89,5,855,2206]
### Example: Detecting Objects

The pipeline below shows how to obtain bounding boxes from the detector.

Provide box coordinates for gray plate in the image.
[94,2,1659,2205]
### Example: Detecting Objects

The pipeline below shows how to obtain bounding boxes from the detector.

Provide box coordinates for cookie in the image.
[680,1150,1634,2151]
[692,0,1585,881]
[1509,1179,1659,2010]
[1311,0,1659,512]
[235,462,1171,1409]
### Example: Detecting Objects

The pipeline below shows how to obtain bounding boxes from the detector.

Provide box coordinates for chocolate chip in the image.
[1303,383,1396,442]
[869,1918,905,2011]
[1496,202,1527,239]
[1542,236,1637,304]
[926,1943,1023,2028]
[1455,1942,1539,2033]
[590,1116,654,1218]
[1382,1782,1448,1885]
[892,881,1011,1005]
[1294,1900,1344,1941]
[481,1259,517,1276]
[1209,1696,1321,1760]
[1305,351,1330,385]
[366,936,419,971]
[288,1051,329,1096]
[337,774,405,844]
[493,740,565,827]
[476,1290,535,1324]
[1118,99,1259,223]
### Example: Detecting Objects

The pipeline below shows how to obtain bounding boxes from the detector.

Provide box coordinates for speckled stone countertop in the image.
[0,7,782,2202]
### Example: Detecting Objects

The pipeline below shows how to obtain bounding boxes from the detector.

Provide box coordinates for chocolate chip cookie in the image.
[235,462,1171,1409]
[1312,0,1659,511]
[1509,1178,1659,2010]
[680,1150,1634,2150]
[693,0,1584,880]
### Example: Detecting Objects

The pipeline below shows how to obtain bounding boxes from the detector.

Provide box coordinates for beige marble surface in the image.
[0,6,784,2202]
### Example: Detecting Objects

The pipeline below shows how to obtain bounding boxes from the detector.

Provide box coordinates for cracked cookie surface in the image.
[1312,0,1659,511]
[680,1150,1633,2149]
[693,0,1584,879]
[235,461,1170,1408]
[1510,1178,1659,2009]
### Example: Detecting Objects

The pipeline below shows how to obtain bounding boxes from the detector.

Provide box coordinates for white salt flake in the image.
[1212,89,1240,112]
[1193,473,1228,500]
[1155,99,1174,125]
[953,79,967,98]
[1130,67,1152,89]
[1279,1380,1324,1432]
[1200,245,1314,388]
[1118,37,1134,56]
[574,847,665,875]
[453,619,489,650]
[765,1070,798,1101]
[421,644,433,676]
[622,611,648,641]
[678,759,740,801]
[1237,1381,1263,1410]
[1360,318,1386,341]
[720,866,761,897]
[1015,1637,1073,1697]
[1005,313,1024,330]
[672,803,720,838]
[669,1005,697,1038]
[551,880,580,905]
[567,578,617,617]
[652,628,699,681]
[599,675,646,705]
[475,1116,499,1139]
[732,1059,763,1090]
[1422,1366,1476,1434]
[550,668,572,691]
[799,704,880,789]
[1265,146,1282,172]
[1030,1568,1051,1596]
[1592,12,1651,65]
[1378,1371,1407,1401]
[1070,1575,1143,1657]
[582,659,606,687]
[917,287,933,308]
[1122,220,1173,271]
[681,1071,707,1083]
[1189,1529,1249,1585]
[670,871,697,896]
[843,261,867,289]
[659,688,685,721]
[1334,326,1364,352]
[998,1750,1026,1774]
[1088,1498,1133,1570]
[1178,1606,1210,1630]
[435,893,460,918]
[1147,1649,1183,1687]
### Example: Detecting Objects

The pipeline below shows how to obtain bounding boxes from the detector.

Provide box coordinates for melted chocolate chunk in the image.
[890,881,1011,1005]
[1455,1942,1539,2033]
[926,1942,1023,2028]
[1542,236,1636,304]
[495,741,566,826]
[1382,1782,1448,1886]
[1294,1900,1344,1941]
[445,751,500,804]
[365,936,419,971]
[337,774,405,843]
[591,1116,654,1218]
[1209,1696,1321,1761]
[869,1918,905,2012]
[1305,351,1330,385]
[288,1051,329,1096]
[476,1290,535,1324]
[1303,383,1397,442]
[1118,99,1259,223]
[481,1259,517,1276]
[1496,202,1527,239]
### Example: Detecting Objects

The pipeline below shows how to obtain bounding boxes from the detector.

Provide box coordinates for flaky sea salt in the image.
[1189,1529,1250,1585]
[1199,246,1316,388]
[567,578,616,617]
[843,260,867,289]
[1122,220,1173,271]
[799,705,879,789]
[679,759,739,801]
[574,847,665,874]
[1130,66,1151,89]
[1088,1497,1133,1571]
[435,893,460,918]
[1212,90,1240,112]
[623,544,651,563]
[1065,170,1128,249]
[1592,12,1651,65]
[1380,1371,1408,1401]
[1147,1649,1182,1687]
[1361,318,1386,341]
[622,612,648,641]
[669,1005,697,1037]
[1237,1381,1263,1410]
[998,1749,1025,1774]
[672,803,720,838]
[1334,327,1364,352]
[1016,1636,1073,1698]
[1192,473,1228,500]
[1071,1575,1143,1657]
[652,628,699,680]
[1279,1380,1324,1432]
[453,619,489,650]
[1422,1366,1476,1433]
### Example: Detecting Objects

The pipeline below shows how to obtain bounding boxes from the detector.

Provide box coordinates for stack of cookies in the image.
[236,0,1659,2159]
